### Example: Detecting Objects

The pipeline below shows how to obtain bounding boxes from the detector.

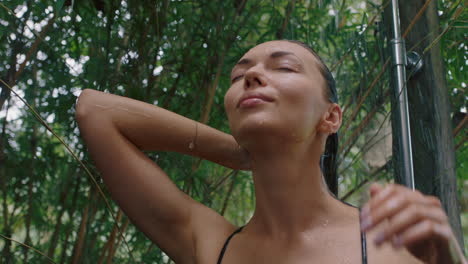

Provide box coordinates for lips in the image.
[237,93,274,108]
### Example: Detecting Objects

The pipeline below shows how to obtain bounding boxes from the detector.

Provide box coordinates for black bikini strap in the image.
[360,226,368,264]
[338,200,368,264]
[216,226,244,264]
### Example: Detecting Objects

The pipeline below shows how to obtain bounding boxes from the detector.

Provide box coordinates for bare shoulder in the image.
[366,222,423,264]
[190,202,239,264]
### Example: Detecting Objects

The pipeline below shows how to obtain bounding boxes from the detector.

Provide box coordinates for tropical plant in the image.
[0,0,465,263]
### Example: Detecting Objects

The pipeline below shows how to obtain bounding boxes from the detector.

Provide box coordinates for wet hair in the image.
[284,40,339,196]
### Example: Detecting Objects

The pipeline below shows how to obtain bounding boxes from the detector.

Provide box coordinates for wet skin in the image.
[76,40,465,264]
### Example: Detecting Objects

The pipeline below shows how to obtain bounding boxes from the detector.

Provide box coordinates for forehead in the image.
[240,41,320,68]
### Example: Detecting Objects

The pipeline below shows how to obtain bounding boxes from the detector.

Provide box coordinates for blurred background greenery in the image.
[0,0,466,263]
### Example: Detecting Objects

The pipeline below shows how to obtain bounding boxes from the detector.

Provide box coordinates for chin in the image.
[236,119,305,149]
[232,116,274,144]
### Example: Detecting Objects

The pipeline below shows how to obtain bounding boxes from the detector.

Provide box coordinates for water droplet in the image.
[321,219,329,227]
[341,257,351,264]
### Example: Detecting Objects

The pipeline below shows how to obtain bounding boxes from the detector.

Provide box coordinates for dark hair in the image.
[285,40,339,196]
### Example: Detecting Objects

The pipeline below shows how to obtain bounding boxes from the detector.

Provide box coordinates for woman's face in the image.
[224,40,333,147]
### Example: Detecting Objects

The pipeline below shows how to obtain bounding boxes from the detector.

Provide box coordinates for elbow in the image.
[75,89,97,123]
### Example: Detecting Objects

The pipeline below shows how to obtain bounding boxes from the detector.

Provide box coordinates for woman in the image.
[75,40,466,263]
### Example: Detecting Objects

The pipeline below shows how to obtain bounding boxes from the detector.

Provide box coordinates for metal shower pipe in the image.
[390,0,415,190]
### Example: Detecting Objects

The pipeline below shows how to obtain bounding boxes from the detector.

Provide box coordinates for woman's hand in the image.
[360,183,467,264]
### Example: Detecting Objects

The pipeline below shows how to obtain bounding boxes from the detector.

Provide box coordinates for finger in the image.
[390,220,451,249]
[426,195,443,207]
[362,184,419,218]
[361,183,390,217]
[363,184,397,213]
[361,184,399,223]
[369,182,383,198]
[373,204,449,246]
[362,190,430,231]
[361,193,409,232]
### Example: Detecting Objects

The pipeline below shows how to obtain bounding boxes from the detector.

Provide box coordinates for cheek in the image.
[277,79,317,109]
[275,80,325,130]
[224,87,237,123]
[224,87,233,109]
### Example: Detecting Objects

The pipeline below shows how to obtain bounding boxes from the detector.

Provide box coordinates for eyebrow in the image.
[270,51,295,58]
[235,51,298,66]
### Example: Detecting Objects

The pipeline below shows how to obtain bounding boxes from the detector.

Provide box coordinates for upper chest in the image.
[194,226,422,264]
[221,242,363,264]
[207,228,365,264]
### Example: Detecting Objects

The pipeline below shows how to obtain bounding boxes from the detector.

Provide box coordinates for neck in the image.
[244,139,346,239]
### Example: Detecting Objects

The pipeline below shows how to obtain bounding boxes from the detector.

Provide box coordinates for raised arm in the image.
[75,89,247,263]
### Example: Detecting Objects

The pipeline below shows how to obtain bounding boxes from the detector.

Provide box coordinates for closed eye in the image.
[231,75,244,83]
[277,67,294,72]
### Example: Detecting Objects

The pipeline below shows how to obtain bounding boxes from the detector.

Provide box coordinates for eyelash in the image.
[231,75,243,83]
[277,67,294,72]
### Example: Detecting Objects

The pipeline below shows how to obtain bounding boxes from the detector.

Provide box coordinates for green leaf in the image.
[55,0,66,14]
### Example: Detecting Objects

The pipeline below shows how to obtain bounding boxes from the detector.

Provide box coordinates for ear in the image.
[318,103,342,134]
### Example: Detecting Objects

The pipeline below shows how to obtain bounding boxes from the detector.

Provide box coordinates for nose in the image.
[244,66,267,89]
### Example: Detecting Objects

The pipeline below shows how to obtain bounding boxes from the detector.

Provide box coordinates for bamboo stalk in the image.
[455,133,467,151]
[0,99,11,262]
[339,89,390,156]
[59,176,82,264]
[221,172,238,216]
[341,59,390,134]
[15,16,56,81]
[104,209,123,264]
[70,188,96,264]
[47,173,76,257]
[401,0,432,38]
[107,217,130,264]
[23,67,38,262]
[340,162,388,201]
[454,114,467,136]
[276,0,297,39]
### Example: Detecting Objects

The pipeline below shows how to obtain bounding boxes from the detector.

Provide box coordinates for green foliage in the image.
[0,0,465,262]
